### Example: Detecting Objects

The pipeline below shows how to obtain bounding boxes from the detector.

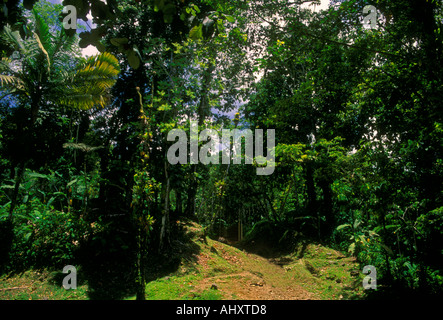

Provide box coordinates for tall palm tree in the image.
[0,9,120,220]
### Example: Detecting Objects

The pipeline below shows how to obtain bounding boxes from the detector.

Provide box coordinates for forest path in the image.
[165,220,365,300]
[193,241,318,300]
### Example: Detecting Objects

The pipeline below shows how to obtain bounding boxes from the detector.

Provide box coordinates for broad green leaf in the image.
[0,184,15,189]
[67,179,78,187]
[380,243,394,255]
[154,0,165,12]
[24,232,33,242]
[225,15,235,23]
[348,243,356,255]
[110,38,129,46]
[336,224,351,231]
[96,41,106,53]
[189,24,203,40]
[46,197,56,208]
[128,49,141,69]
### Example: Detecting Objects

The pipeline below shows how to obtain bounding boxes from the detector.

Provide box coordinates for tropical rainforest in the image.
[0,0,442,300]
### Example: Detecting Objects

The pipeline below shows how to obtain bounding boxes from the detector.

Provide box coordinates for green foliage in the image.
[4,201,88,270]
[1,0,442,299]
[0,161,104,272]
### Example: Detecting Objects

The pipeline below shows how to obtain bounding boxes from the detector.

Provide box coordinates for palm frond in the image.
[76,52,120,80]
[0,57,13,73]
[59,28,80,53]
[1,25,25,53]
[32,31,51,72]
[57,52,120,110]
[0,74,24,87]
[63,142,103,153]
[32,8,53,55]
[1,25,43,69]
[58,92,111,110]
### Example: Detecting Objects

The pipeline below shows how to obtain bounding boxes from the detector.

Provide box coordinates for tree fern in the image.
[0,74,24,88]
[1,2,121,221]
[59,52,120,109]
[1,19,120,111]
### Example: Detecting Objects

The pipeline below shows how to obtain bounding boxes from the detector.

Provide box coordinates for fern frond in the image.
[63,142,103,153]
[58,92,111,110]
[33,8,53,55]
[57,52,120,110]
[0,74,24,87]
[1,25,25,53]
[76,52,120,80]
[33,32,51,72]
[0,57,13,73]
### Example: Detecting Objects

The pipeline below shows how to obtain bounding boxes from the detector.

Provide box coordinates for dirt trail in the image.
[192,241,319,300]
[175,220,364,300]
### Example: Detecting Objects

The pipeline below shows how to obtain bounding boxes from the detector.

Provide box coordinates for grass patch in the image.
[281,243,365,300]
[189,288,223,300]
[0,269,88,300]
[127,273,223,300]
[145,274,200,300]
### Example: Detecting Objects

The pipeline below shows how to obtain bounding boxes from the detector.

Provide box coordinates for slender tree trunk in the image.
[159,161,171,251]
[176,190,182,217]
[185,64,214,218]
[185,167,197,218]
[305,162,316,214]
[319,179,333,236]
[135,223,146,300]
[264,191,279,222]
[8,161,26,222]
[305,161,319,239]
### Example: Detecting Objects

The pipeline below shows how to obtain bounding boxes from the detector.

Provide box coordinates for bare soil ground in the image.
[176,220,365,300]
[194,242,318,300]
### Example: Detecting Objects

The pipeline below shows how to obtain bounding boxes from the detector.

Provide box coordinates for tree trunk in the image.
[319,178,333,236]
[185,165,197,218]
[184,64,215,218]
[135,223,146,300]
[176,190,182,217]
[305,161,320,239]
[159,161,171,251]
[8,161,26,222]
